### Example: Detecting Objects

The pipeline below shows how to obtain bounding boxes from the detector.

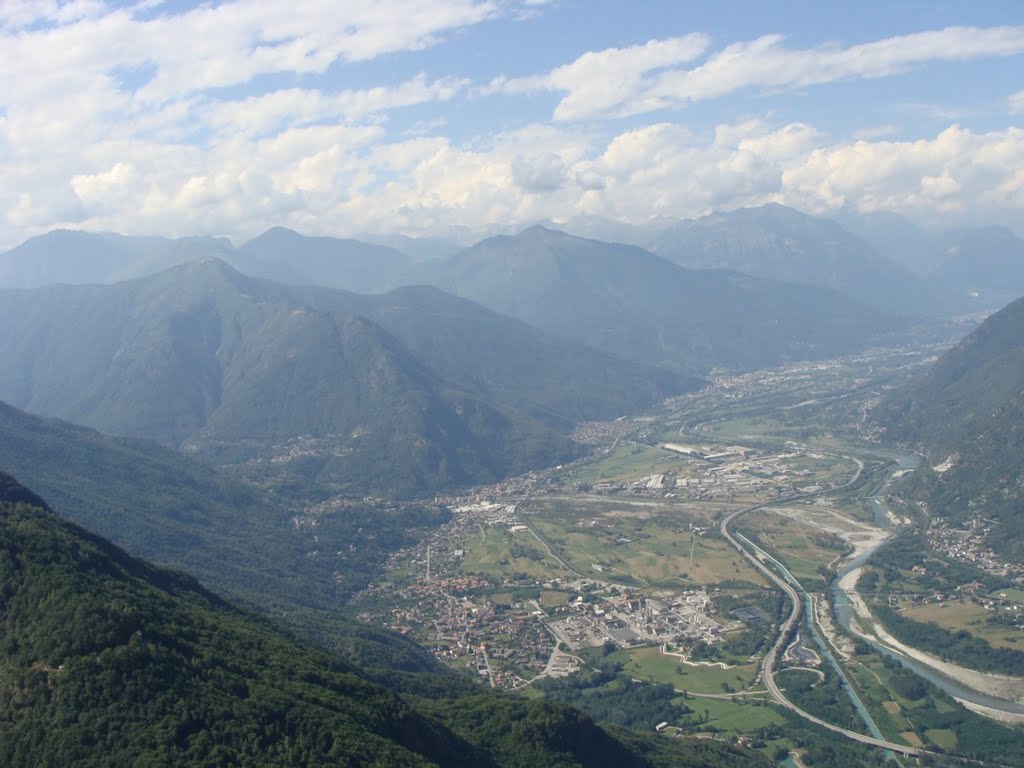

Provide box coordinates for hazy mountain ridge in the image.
[419,225,889,374]
[0,259,568,495]
[0,229,235,289]
[0,471,770,768]
[233,226,417,292]
[5,210,1024,323]
[840,211,1024,313]
[649,204,928,314]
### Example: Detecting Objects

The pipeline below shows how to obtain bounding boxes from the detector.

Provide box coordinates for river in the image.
[830,450,1024,717]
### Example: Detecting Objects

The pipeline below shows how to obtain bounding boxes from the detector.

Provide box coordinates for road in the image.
[718,463,929,760]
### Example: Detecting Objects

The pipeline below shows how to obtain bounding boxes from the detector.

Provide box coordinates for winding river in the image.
[830,450,1024,717]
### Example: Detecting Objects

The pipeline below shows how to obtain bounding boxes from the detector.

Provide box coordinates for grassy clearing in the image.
[624,646,759,694]
[704,416,789,439]
[926,729,957,750]
[743,510,848,586]
[676,694,784,732]
[539,590,568,607]
[899,731,924,748]
[990,587,1024,602]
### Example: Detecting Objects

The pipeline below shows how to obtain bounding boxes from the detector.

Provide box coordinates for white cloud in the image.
[203,75,469,137]
[3,113,1024,247]
[0,1,496,107]
[493,35,709,119]
[781,125,1024,219]
[503,26,1024,121]
[2,7,1024,248]
[511,152,566,192]
[1010,90,1024,114]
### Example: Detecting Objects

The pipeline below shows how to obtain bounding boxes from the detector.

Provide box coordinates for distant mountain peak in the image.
[519,223,562,236]
[247,225,303,243]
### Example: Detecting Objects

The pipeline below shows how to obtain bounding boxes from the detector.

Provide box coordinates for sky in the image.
[1,0,1023,249]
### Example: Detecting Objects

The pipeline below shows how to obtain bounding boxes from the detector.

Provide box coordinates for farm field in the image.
[567,442,698,486]
[621,646,760,694]
[898,598,1024,651]
[530,502,768,588]
[457,525,570,581]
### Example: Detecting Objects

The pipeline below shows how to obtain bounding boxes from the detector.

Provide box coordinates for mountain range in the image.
[6,205,1024,318]
[0,258,696,496]
[418,225,888,373]
[840,212,1024,313]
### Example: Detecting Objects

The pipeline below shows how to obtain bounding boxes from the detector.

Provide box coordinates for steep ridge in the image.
[421,225,889,374]
[0,472,766,767]
[875,296,1024,558]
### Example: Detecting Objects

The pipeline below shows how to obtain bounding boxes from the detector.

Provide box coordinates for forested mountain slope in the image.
[0,258,548,496]
[875,296,1024,558]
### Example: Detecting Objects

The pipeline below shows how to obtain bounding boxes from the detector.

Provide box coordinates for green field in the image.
[531,510,767,588]
[899,598,1024,651]
[623,646,759,694]
[676,693,784,732]
[568,442,697,485]
[743,509,851,586]
[458,526,569,581]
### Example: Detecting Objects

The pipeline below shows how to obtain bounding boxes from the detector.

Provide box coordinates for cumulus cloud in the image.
[493,35,710,119]
[4,110,1024,246]
[512,152,566,192]
[2,6,1024,248]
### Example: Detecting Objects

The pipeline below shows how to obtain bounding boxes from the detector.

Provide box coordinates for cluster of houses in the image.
[927,516,1024,582]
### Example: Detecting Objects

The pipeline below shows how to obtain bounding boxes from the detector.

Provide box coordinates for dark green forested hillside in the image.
[875,295,1024,558]
[0,472,766,768]
[291,283,699,429]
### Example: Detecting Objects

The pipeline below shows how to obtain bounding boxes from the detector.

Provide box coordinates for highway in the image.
[718,467,930,760]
